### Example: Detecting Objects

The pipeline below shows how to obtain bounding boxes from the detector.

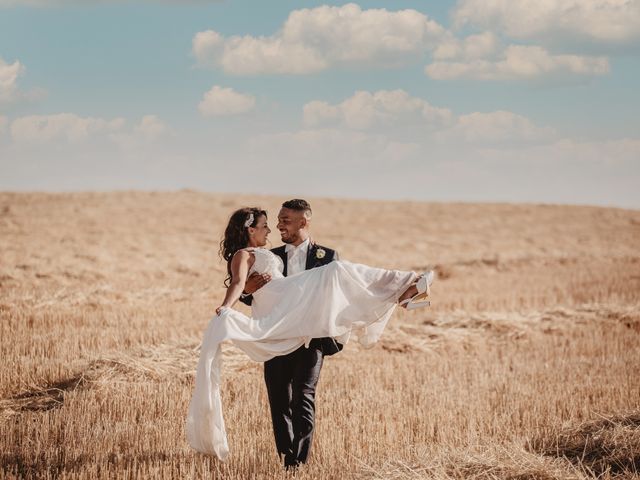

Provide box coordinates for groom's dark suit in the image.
[242,242,341,467]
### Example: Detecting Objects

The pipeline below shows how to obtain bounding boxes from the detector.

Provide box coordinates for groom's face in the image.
[277,207,307,244]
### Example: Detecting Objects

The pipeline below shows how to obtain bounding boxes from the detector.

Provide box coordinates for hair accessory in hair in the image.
[244,212,254,228]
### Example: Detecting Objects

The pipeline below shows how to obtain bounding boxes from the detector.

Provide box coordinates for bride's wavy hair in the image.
[219,207,267,287]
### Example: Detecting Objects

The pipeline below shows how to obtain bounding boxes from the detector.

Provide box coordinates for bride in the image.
[186,207,434,460]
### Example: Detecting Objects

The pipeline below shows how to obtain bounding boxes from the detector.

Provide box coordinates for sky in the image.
[0,0,639,208]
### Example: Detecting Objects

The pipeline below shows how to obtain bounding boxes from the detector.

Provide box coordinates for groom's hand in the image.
[244,272,272,294]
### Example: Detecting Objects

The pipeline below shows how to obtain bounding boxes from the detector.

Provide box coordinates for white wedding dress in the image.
[186,248,417,460]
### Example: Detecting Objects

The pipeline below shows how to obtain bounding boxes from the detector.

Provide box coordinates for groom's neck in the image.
[290,231,309,247]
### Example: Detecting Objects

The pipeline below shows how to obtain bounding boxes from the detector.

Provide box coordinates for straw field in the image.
[1,191,639,479]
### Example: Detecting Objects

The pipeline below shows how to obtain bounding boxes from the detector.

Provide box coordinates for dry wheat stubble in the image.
[1,192,639,479]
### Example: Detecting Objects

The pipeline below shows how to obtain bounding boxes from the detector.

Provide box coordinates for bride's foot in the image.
[399,271,434,309]
[398,284,418,304]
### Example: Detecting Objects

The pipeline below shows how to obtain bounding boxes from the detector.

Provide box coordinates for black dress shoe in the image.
[284,457,300,470]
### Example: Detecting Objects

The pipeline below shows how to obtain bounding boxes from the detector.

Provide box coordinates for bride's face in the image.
[250,215,271,247]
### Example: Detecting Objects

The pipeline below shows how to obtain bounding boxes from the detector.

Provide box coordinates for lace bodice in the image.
[248,248,285,279]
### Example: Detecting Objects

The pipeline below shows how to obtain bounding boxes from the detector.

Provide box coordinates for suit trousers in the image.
[264,343,324,467]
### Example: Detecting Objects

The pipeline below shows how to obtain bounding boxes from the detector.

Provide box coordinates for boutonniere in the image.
[316,248,326,259]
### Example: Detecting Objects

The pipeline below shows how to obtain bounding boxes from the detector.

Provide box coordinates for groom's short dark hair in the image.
[282,199,312,219]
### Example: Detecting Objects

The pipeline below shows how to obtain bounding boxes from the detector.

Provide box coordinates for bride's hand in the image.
[216,306,227,315]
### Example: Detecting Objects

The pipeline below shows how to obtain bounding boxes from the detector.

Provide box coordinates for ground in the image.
[1,191,639,479]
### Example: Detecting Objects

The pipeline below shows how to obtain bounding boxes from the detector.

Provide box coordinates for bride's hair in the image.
[219,207,267,287]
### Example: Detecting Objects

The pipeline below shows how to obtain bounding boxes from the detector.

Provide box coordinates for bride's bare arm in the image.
[216,250,254,314]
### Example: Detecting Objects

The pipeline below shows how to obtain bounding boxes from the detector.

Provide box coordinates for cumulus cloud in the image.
[192,30,225,69]
[109,114,170,149]
[198,86,256,116]
[0,57,46,104]
[9,113,171,148]
[426,44,609,80]
[192,3,446,74]
[134,115,168,139]
[433,31,501,61]
[0,57,25,103]
[0,115,7,138]
[10,113,125,143]
[452,0,640,48]
[302,90,556,146]
[303,90,454,130]
[303,90,558,148]
[438,110,555,144]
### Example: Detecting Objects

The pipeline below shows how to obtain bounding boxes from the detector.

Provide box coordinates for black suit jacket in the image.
[241,242,343,356]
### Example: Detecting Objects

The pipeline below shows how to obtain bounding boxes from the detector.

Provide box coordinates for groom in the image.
[241,198,341,468]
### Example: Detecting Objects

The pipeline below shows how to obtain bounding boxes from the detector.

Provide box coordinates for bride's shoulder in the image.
[231,248,256,262]
[234,247,272,259]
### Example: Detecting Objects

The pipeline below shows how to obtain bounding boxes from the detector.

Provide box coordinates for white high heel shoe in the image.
[399,271,435,310]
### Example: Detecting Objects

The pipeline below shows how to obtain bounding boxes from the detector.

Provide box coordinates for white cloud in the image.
[433,31,501,61]
[303,101,340,127]
[0,57,46,104]
[134,115,168,139]
[0,115,7,134]
[303,90,555,146]
[0,57,25,103]
[426,45,609,80]
[192,3,446,74]
[452,0,640,48]
[192,30,225,69]
[303,90,454,130]
[438,110,555,144]
[7,113,171,146]
[109,114,170,149]
[198,86,256,116]
[10,113,125,143]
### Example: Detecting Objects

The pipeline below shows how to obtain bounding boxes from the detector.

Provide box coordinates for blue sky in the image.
[1,0,639,207]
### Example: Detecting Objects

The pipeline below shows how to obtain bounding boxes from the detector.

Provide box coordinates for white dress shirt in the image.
[285,238,310,276]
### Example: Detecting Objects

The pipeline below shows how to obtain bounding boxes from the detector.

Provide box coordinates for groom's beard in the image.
[279,232,297,244]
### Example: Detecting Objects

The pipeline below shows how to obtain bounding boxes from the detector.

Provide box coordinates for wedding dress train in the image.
[186,248,417,459]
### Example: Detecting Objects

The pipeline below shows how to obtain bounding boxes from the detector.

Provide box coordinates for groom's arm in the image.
[239,272,272,306]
